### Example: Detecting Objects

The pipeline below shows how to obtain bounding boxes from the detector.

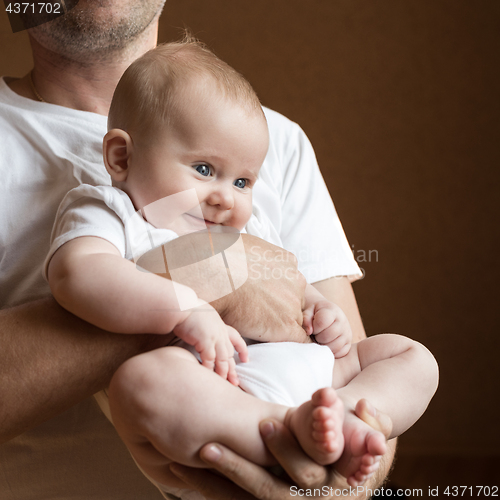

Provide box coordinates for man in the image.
[0,1,395,498]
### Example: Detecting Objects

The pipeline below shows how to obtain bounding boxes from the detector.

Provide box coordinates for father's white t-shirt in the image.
[0,77,360,499]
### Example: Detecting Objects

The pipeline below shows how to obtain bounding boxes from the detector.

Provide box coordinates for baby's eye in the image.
[195,164,211,176]
[234,178,247,189]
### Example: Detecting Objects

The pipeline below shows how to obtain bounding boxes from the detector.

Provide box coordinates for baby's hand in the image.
[173,304,248,385]
[302,300,352,357]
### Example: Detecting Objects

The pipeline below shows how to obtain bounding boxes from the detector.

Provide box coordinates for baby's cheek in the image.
[234,198,253,230]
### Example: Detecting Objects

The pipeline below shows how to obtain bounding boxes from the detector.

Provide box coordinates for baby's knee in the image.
[384,335,439,394]
[108,347,198,420]
[410,339,439,393]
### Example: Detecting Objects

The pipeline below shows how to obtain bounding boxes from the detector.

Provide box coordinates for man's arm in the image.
[0,297,165,443]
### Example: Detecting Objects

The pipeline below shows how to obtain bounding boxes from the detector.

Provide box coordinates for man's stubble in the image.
[28,0,166,62]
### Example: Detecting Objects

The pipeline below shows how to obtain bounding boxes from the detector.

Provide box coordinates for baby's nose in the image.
[207,184,234,210]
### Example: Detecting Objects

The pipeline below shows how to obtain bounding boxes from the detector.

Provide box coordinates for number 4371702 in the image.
[6,3,62,14]
[444,485,498,496]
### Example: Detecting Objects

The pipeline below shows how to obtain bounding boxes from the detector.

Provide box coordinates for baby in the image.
[45,40,438,494]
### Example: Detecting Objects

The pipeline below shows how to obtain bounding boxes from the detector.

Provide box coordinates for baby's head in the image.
[104,38,269,231]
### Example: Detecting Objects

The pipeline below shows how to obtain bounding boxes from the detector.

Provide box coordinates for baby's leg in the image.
[109,347,287,469]
[108,345,345,487]
[333,334,439,486]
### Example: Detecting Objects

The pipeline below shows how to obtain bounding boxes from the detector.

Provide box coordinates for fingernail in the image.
[203,444,222,463]
[363,399,376,417]
[260,420,275,438]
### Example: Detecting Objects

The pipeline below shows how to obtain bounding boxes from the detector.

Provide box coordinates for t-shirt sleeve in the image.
[266,109,362,283]
[43,186,127,280]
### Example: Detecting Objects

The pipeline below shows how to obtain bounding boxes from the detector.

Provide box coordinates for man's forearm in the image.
[312,276,398,495]
[0,297,163,443]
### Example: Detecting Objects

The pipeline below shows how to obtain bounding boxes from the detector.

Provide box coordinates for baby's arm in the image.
[302,283,352,357]
[48,236,193,334]
[47,236,248,383]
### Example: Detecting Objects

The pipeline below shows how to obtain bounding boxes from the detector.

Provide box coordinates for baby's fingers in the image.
[214,358,230,381]
[302,305,315,335]
[201,356,215,372]
[226,358,240,386]
[198,343,216,372]
[316,331,350,356]
[213,338,234,380]
[228,327,249,363]
[312,307,336,334]
[334,342,351,358]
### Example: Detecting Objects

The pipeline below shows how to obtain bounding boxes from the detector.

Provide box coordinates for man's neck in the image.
[8,24,158,116]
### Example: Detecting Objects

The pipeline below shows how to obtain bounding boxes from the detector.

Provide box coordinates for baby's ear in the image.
[103,129,133,182]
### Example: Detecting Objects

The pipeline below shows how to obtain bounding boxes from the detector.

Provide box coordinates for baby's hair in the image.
[108,34,263,135]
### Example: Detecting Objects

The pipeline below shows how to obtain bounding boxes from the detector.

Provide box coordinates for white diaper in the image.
[236,341,334,406]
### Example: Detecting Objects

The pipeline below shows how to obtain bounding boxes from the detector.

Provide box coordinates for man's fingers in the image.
[289,322,313,344]
[196,443,290,499]
[169,461,257,500]
[355,399,393,438]
[259,419,329,489]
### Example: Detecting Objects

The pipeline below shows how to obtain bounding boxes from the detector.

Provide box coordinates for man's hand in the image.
[212,234,308,343]
[168,400,395,500]
[139,232,309,344]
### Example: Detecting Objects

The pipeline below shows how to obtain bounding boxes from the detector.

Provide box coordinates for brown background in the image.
[1,0,499,493]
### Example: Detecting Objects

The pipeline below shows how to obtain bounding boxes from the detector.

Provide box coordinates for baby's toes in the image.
[358,454,381,475]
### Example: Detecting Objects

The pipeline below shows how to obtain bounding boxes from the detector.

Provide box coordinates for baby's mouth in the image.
[184,213,217,227]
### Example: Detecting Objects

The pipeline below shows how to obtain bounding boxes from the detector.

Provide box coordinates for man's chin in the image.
[28,0,166,57]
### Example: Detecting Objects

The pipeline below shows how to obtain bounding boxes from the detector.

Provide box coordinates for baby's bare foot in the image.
[335,409,387,487]
[286,388,345,465]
